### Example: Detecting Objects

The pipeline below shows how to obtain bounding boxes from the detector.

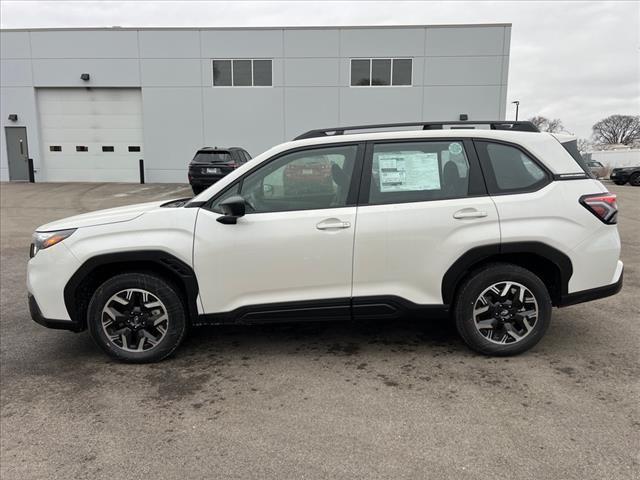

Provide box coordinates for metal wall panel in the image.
[284,58,340,87]
[425,56,504,86]
[140,59,202,87]
[141,87,204,182]
[200,29,283,58]
[0,59,32,87]
[29,30,139,59]
[284,87,340,140]
[423,85,502,119]
[283,29,340,57]
[0,31,31,59]
[32,59,141,87]
[425,26,506,56]
[202,88,284,158]
[139,30,200,58]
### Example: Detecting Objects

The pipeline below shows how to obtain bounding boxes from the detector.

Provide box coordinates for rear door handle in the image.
[453,209,488,219]
[316,218,351,230]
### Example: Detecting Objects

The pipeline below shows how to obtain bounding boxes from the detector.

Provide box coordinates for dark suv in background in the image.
[188,147,252,194]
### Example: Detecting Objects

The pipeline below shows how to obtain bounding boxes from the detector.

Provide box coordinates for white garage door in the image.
[37,88,143,182]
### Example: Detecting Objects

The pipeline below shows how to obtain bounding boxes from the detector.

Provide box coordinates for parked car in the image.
[28,121,623,363]
[586,160,606,179]
[188,147,251,195]
[610,166,640,186]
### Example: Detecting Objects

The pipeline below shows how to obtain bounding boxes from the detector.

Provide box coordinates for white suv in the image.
[27,121,623,363]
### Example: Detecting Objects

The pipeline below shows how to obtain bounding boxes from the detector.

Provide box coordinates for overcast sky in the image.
[1,0,638,139]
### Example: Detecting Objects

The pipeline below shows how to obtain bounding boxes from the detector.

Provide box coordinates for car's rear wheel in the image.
[454,264,552,356]
[87,273,187,363]
[191,185,205,195]
[629,172,640,186]
[613,180,627,185]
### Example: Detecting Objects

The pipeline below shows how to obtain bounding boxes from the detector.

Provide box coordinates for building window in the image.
[49,145,62,152]
[102,146,114,152]
[76,146,88,152]
[212,59,273,87]
[128,146,141,152]
[350,58,412,87]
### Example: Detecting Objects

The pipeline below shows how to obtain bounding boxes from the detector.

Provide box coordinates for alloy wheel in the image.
[473,281,539,345]
[101,288,169,352]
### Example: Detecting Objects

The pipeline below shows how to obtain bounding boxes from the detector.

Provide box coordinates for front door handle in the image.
[453,208,488,219]
[316,218,351,230]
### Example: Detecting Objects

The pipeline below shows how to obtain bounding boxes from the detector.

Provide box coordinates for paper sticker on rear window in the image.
[378,152,440,192]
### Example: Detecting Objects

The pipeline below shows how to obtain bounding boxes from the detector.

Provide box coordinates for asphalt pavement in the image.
[1,181,638,479]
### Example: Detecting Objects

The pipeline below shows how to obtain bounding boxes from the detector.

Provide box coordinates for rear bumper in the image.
[189,174,226,187]
[29,294,82,332]
[558,268,623,307]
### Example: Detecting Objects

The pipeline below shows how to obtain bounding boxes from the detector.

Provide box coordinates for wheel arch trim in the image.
[442,242,573,305]
[63,250,199,328]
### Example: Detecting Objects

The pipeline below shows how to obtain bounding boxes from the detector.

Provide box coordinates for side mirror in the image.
[216,195,246,224]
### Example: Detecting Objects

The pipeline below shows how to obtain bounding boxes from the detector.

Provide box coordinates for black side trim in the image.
[29,294,82,332]
[196,296,449,326]
[352,295,449,320]
[63,251,199,328]
[442,242,573,305]
[195,298,352,325]
[558,269,623,307]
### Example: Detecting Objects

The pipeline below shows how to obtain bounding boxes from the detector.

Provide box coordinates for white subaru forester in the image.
[27,121,623,363]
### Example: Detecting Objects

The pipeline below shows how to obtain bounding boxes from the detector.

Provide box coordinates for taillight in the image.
[580,193,617,224]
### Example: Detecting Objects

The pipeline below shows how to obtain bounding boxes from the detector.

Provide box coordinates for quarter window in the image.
[351,58,412,86]
[367,141,471,205]
[213,145,358,214]
[212,59,273,87]
[476,142,548,193]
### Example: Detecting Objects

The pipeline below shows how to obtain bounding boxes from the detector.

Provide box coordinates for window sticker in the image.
[448,142,463,155]
[378,152,440,192]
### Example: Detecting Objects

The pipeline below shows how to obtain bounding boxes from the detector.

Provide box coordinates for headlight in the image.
[30,229,76,258]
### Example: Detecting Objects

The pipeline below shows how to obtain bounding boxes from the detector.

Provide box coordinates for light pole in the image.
[511,100,520,121]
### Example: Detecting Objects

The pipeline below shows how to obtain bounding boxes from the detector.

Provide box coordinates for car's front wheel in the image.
[87,273,187,363]
[454,264,552,356]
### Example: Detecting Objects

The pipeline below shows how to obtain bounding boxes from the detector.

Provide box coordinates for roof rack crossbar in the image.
[294,120,539,140]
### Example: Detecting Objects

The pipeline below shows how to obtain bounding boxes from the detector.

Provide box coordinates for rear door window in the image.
[365,140,483,205]
[475,141,549,194]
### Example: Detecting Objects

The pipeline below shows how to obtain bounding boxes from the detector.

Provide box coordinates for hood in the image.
[36,200,169,231]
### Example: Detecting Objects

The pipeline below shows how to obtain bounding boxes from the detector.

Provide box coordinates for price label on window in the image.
[378,152,440,192]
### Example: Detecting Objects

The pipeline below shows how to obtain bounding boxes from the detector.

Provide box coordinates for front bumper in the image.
[558,268,623,307]
[29,294,82,332]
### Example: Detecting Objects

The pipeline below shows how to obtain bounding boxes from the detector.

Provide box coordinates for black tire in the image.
[613,180,627,185]
[191,185,204,195]
[87,273,187,363]
[453,263,552,356]
[629,173,640,187]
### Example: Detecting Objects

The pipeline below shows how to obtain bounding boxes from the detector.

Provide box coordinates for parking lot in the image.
[0,181,638,479]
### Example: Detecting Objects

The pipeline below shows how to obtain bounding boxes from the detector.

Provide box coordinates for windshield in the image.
[560,140,594,178]
[192,151,232,163]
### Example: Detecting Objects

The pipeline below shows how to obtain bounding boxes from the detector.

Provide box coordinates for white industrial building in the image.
[0,24,512,183]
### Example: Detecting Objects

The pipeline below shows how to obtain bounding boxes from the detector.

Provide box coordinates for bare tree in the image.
[592,115,640,146]
[545,118,564,133]
[527,116,565,133]
[528,116,548,130]
[577,138,592,153]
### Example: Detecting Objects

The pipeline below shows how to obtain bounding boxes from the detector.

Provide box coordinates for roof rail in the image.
[294,120,539,140]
